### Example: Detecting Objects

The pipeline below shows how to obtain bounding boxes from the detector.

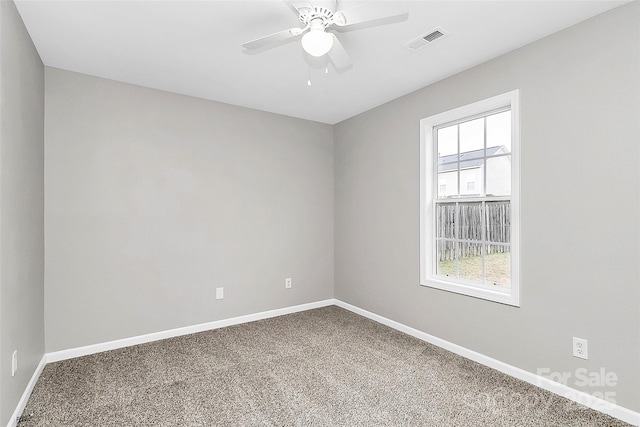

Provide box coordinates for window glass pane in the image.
[485,246,510,287]
[459,117,484,153]
[436,240,456,278]
[486,155,511,196]
[485,201,510,244]
[459,203,483,242]
[437,126,457,158]
[459,168,482,196]
[457,242,483,283]
[437,171,457,198]
[487,111,511,153]
[436,203,455,238]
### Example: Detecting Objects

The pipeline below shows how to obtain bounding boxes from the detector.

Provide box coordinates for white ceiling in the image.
[15,0,627,124]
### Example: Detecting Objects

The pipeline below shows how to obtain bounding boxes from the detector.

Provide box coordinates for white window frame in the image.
[420,90,520,306]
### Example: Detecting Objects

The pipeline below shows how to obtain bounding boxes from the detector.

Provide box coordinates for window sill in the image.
[421,277,520,307]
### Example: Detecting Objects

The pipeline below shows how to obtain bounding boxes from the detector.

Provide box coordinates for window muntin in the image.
[420,91,519,306]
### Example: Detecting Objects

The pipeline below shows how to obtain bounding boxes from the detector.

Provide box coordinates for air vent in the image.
[405,28,448,51]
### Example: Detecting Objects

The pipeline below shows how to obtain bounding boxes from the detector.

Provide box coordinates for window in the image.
[420,90,520,306]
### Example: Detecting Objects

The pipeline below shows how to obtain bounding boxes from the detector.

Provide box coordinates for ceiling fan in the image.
[242,0,407,71]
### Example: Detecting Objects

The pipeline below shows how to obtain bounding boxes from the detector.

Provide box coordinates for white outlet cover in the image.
[216,287,224,300]
[285,278,292,289]
[573,337,588,360]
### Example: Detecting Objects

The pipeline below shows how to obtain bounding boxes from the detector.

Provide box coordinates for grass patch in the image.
[438,251,510,286]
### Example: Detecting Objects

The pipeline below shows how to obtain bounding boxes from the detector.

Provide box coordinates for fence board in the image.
[436,201,510,261]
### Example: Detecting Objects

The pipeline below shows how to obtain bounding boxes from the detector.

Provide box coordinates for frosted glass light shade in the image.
[301,29,333,57]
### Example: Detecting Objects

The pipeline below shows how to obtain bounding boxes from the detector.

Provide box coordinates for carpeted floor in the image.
[19,306,630,426]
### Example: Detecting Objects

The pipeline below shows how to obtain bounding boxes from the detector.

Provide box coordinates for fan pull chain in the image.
[307,64,329,86]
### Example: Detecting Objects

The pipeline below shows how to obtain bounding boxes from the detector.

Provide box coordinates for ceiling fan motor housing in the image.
[299,6,334,28]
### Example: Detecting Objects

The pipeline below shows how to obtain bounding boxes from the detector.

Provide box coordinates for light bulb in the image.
[301,29,333,57]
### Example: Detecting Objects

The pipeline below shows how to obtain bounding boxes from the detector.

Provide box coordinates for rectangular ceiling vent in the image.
[405,28,447,51]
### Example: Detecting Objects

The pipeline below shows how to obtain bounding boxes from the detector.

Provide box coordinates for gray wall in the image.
[334,2,639,412]
[45,68,334,352]
[0,1,45,425]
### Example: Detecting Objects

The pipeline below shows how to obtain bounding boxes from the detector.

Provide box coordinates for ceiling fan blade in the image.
[328,34,352,71]
[242,28,304,50]
[332,4,407,27]
[284,0,312,15]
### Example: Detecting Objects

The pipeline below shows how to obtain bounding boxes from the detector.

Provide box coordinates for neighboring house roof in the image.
[438,146,507,173]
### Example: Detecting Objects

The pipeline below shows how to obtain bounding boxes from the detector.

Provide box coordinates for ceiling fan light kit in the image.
[301,27,333,57]
[299,6,334,57]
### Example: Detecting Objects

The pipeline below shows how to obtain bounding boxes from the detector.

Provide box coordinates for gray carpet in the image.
[19,306,630,426]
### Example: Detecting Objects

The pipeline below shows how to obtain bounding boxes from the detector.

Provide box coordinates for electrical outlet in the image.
[573,337,588,360]
[216,287,224,300]
[11,350,17,377]
[285,278,292,289]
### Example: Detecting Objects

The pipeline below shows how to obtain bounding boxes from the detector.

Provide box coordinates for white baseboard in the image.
[333,299,640,426]
[6,355,47,427]
[47,299,334,363]
[8,298,639,427]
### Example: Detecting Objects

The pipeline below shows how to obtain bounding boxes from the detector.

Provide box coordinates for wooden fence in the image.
[436,201,510,261]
